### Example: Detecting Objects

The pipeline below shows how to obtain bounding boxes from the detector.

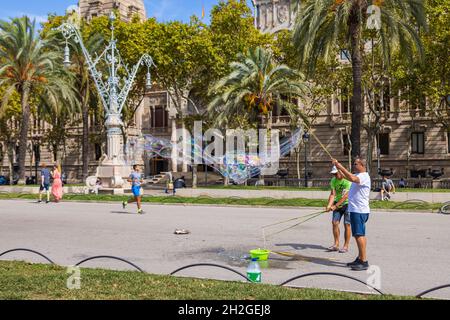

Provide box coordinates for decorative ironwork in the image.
[57,12,155,164]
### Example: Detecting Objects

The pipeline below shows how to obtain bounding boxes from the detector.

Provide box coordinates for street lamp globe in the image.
[302,132,310,142]
[63,44,71,68]
[146,71,152,90]
[109,12,116,23]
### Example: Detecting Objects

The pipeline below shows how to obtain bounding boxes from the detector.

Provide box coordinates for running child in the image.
[122,165,144,214]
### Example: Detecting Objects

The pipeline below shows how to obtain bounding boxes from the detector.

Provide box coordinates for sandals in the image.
[328,246,349,253]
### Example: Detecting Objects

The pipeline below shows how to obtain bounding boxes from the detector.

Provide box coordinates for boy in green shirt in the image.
[326,166,352,253]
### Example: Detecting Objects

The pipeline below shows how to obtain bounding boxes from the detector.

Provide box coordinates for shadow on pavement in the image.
[275,243,329,251]
[111,211,137,215]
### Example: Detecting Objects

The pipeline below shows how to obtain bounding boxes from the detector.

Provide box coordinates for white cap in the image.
[330,166,338,174]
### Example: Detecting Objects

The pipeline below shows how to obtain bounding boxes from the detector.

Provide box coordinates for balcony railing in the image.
[145,127,171,136]
[271,116,292,126]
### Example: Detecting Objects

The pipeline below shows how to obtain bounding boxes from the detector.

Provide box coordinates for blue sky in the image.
[0,0,255,24]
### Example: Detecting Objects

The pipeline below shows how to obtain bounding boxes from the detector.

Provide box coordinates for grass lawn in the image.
[0,184,86,187]
[203,185,450,193]
[0,260,416,300]
[0,192,444,211]
[203,185,329,191]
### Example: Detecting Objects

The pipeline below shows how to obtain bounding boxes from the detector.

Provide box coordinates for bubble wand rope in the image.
[304,125,334,160]
[261,210,326,229]
[264,211,326,239]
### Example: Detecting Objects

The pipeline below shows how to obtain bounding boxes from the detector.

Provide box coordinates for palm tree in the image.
[66,33,103,181]
[0,16,78,184]
[292,0,427,159]
[208,46,308,128]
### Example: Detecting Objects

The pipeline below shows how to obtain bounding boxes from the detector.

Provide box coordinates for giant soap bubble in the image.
[125,127,303,184]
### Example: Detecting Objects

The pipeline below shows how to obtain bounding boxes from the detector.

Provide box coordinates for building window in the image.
[152,106,168,128]
[375,85,391,112]
[15,145,19,163]
[272,100,290,117]
[378,133,389,155]
[411,132,424,154]
[95,144,102,161]
[340,49,350,62]
[33,144,41,163]
[343,134,351,156]
[340,88,350,114]
[52,145,58,162]
[448,132,450,153]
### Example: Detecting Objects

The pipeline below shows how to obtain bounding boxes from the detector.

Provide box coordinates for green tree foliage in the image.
[0,86,20,182]
[390,0,449,128]
[0,17,78,184]
[292,0,427,159]
[208,46,308,128]
[44,15,105,178]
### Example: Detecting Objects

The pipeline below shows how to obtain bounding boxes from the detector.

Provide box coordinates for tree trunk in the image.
[349,8,363,161]
[82,95,90,181]
[192,164,197,188]
[7,143,14,185]
[17,88,31,185]
[29,145,33,179]
[366,131,373,176]
[224,175,229,186]
[121,128,128,164]
[295,146,302,187]
[181,121,188,172]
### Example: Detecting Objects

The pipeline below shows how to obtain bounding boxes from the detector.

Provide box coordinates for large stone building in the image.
[251,0,297,33]
[251,0,450,186]
[1,0,449,186]
[79,0,146,22]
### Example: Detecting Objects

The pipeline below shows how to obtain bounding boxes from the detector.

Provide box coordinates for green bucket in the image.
[249,249,270,261]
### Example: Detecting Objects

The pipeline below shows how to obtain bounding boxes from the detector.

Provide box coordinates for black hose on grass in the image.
[391,199,429,210]
[170,263,250,282]
[75,256,144,272]
[2,248,450,298]
[0,248,56,264]
[416,284,450,298]
[279,272,384,295]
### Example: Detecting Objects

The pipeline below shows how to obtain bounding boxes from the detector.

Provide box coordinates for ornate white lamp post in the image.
[58,12,155,191]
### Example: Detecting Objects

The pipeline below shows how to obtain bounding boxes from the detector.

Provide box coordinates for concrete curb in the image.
[0,197,438,213]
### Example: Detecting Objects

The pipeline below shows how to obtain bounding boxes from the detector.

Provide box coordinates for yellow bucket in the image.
[249,249,270,261]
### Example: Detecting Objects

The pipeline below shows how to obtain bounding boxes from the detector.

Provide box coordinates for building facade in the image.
[79,0,146,22]
[252,0,450,184]
[252,0,297,33]
[1,0,449,185]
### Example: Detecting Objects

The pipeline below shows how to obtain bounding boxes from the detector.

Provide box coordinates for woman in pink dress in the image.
[51,164,63,202]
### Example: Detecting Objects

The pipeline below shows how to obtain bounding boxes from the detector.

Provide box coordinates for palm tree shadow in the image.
[273,243,349,268]
[275,243,329,251]
[273,251,348,268]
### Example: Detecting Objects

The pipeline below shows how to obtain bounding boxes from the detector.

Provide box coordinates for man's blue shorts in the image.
[40,183,50,191]
[350,212,369,236]
[131,185,141,197]
[332,204,350,225]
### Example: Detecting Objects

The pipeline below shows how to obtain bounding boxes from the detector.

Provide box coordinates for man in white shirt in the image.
[332,157,371,271]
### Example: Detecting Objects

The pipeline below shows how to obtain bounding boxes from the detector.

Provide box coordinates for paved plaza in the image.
[1,199,449,299]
